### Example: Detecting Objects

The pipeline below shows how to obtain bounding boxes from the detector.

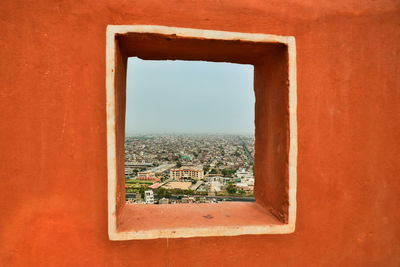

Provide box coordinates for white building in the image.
[242,177,254,186]
[138,171,155,179]
[159,197,169,204]
[144,190,154,204]
[235,182,254,192]
[235,168,253,180]
[207,176,230,185]
[210,181,222,192]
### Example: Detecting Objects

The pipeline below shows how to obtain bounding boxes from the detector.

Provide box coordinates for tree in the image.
[226,183,237,194]
[155,187,171,199]
[156,187,172,199]
[155,188,164,198]
[171,188,183,195]
[221,168,237,177]
[176,161,182,168]
[185,189,194,195]
[203,165,210,173]
[210,168,218,174]
[139,187,145,199]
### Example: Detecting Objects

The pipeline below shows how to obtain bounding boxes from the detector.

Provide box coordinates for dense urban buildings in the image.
[125,134,255,204]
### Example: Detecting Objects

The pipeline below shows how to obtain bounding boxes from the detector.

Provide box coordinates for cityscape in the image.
[125,134,255,204]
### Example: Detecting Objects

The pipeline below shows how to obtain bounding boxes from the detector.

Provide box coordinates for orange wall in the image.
[1,0,399,266]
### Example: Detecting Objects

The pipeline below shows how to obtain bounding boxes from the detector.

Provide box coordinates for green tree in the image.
[185,189,194,195]
[227,183,237,194]
[156,188,165,198]
[203,165,210,173]
[139,187,145,198]
[155,188,171,199]
[221,168,237,177]
[210,168,218,174]
[172,188,184,195]
[176,161,182,168]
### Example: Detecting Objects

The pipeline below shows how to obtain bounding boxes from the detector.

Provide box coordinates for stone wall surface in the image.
[0,0,399,266]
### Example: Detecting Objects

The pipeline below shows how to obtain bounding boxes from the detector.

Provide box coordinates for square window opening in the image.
[106,25,297,240]
[124,58,256,206]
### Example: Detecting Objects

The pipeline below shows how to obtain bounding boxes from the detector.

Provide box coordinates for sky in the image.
[125,57,254,135]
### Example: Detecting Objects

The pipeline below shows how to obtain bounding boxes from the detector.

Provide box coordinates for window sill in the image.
[112,202,292,240]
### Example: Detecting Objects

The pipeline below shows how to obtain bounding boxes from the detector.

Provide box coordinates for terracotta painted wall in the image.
[1,0,399,266]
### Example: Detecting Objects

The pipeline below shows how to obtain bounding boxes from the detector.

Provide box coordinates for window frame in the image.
[106,25,297,240]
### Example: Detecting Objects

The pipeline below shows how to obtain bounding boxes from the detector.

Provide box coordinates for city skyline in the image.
[126,57,255,135]
[125,134,255,204]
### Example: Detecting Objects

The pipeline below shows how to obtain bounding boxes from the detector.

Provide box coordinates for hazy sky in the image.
[125,57,254,135]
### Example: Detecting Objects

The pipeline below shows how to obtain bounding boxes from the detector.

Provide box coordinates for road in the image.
[239,137,254,164]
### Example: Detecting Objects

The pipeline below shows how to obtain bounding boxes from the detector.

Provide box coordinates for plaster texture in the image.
[0,0,400,266]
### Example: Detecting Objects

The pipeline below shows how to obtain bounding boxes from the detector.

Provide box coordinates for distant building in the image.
[180,154,191,161]
[144,190,154,204]
[207,181,222,192]
[125,162,153,168]
[235,168,253,180]
[181,197,190,203]
[125,168,134,175]
[126,198,135,204]
[149,182,161,189]
[159,198,169,204]
[207,176,230,185]
[138,171,159,181]
[170,166,204,180]
[242,178,254,186]
[235,183,253,192]
[138,171,155,178]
